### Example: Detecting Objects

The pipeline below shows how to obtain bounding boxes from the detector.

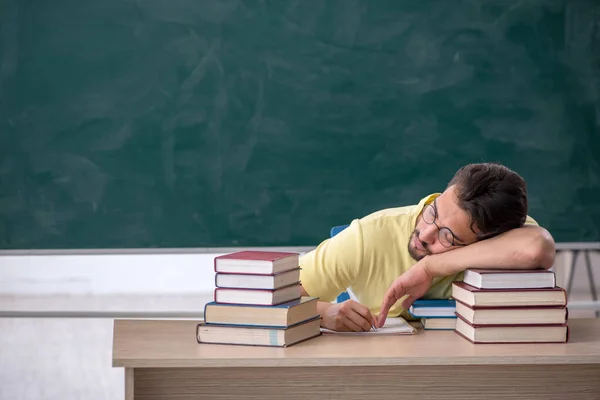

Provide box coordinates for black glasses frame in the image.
[422,202,467,248]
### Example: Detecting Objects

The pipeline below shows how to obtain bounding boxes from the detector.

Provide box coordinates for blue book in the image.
[408,299,456,318]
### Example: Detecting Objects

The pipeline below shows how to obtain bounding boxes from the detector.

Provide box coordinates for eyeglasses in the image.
[422,202,467,248]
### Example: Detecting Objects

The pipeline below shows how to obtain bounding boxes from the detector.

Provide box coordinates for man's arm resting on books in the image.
[426,224,556,277]
[377,225,556,327]
[300,285,376,332]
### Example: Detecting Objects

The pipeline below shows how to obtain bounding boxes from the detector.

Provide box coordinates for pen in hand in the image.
[371,312,378,331]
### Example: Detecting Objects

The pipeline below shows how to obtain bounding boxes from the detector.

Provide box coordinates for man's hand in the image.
[376,260,434,327]
[322,300,377,332]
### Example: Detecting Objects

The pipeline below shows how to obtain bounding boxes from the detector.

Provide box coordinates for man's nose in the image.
[419,224,437,245]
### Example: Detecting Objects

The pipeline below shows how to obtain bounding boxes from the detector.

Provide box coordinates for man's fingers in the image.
[376,313,386,328]
[377,280,408,327]
[348,301,377,326]
[401,295,416,310]
[377,293,398,327]
[377,298,393,328]
[342,317,363,332]
[335,300,375,332]
[346,309,373,332]
[370,311,378,327]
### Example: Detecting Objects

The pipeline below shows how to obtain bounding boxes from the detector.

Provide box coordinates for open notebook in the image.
[320,317,415,335]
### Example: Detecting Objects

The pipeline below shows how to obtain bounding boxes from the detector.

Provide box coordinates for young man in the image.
[298,163,556,332]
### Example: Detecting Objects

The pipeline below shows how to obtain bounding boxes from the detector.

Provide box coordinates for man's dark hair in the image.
[447,162,528,239]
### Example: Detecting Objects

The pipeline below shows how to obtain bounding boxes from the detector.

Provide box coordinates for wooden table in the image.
[112,318,600,400]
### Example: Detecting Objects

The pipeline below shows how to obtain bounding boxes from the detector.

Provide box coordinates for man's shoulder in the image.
[359,193,440,225]
[359,205,418,225]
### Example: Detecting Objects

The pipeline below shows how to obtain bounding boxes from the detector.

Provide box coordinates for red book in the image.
[454,313,569,344]
[454,298,568,325]
[214,251,299,275]
[463,268,556,289]
[214,283,302,306]
[215,268,300,290]
[451,281,567,308]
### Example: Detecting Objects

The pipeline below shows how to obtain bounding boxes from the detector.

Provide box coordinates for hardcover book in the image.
[408,299,456,318]
[454,313,569,344]
[451,282,567,308]
[215,268,300,290]
[204,296,318,327]
[463,268,556,289]
[454,299,568,325]
[214,251,299,275]
[197,316,321,347]
[214,283,302,306]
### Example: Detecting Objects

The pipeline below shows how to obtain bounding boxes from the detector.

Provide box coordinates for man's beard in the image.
[407,229,430,261]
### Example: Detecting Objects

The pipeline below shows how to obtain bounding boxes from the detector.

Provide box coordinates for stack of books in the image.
[196,250,321,347]
[409,299,457,330]
[452,268,569,343]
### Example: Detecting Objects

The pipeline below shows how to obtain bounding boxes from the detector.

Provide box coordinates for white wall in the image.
[0,248,313,296]
[0,253,217,295]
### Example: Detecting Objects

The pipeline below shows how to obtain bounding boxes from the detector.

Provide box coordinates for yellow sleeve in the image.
[299,219,364,303]
[524,214,539,226]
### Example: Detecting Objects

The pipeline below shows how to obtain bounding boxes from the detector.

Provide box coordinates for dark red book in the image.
[463,268,556,289]
[215,268,300,290]
[454,312,569,344]
[214,283,302,306]
[454,298,568,325]
[214,251,299,275]
[451,281,567,308]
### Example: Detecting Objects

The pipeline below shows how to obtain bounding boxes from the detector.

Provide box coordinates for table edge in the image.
[112,355,600,369]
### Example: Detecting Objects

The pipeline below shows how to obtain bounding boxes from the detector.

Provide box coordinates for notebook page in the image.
[320,317,416,335]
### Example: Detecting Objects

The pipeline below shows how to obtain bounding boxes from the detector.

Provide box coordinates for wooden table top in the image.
[112,318,600,368]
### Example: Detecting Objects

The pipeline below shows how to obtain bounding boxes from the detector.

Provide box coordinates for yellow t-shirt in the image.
[299,193,539,320]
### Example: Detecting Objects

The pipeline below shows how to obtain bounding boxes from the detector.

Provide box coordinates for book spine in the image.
[454,297,568,310]
[203,302,210,320]
[456,312,569,328]
[216,287,277,293]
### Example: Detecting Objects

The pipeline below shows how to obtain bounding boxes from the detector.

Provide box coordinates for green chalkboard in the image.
[1,0,599,249]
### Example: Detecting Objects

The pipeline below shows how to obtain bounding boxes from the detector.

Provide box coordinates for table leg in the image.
[561,250,572,288]
[583,251,599,317]
[125,368,134,400]
[567,250,580,296]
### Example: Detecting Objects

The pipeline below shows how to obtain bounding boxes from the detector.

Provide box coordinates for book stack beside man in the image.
[451,268,569,343]
[196,250,321,347]
[408,299,457,330]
